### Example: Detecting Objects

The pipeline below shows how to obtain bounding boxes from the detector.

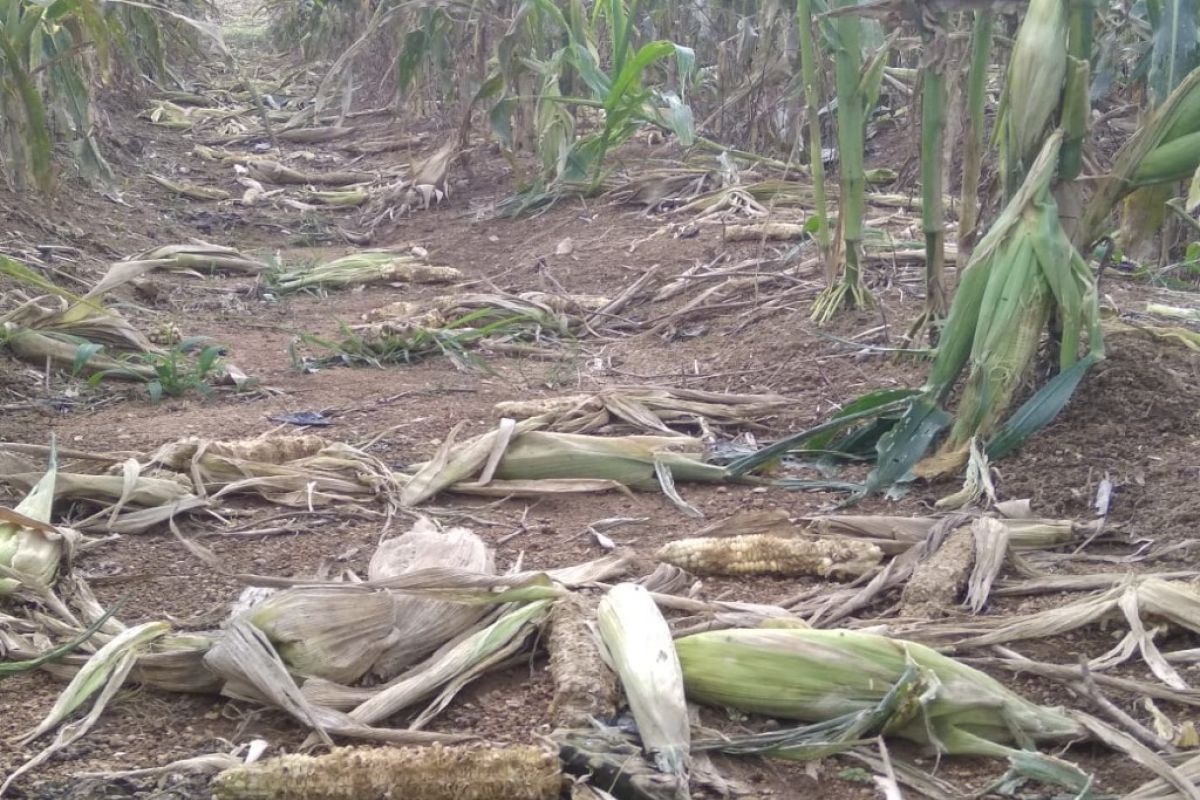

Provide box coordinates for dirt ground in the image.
[2,3,1200,799]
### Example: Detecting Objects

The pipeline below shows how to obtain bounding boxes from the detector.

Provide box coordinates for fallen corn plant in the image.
[398,418,731,513]
[273,249,461,292]
[493,386,793,435]
[295,302,573,372]
[149,434,400,507]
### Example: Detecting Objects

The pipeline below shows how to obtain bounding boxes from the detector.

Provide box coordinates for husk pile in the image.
[493,386,792,435]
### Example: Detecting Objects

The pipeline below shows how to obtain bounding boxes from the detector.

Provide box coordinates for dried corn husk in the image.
[2,295,160,357]
[597,583,690,781]
[275,251,461,292]
[149,174,232,201]
[367,520,495,680]
[149,434,398,506]
[244,158,371,186]
[244,586,397,684]
[906,576,1200,690]
[212,744,562,800]
[675,627,1083,756]
[656,534,882,578]
[356,292,605,339]
[309,600,552,727]
[494,386,792,435]
[806,513,1078,555]
[204,617,466,746]
[88,242,269,297]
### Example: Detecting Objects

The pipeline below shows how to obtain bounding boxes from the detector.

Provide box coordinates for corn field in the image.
[2,0,1200,795]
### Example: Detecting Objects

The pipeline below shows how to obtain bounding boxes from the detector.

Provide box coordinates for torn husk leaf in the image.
[22,621,171,744]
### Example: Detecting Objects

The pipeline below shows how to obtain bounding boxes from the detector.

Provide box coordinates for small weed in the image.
[837,767,875,784]
[85,337,227,403]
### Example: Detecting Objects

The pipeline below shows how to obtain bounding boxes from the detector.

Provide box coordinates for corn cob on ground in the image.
[547,593,619,728]
[211,745,562,800]
[656,533,882,578]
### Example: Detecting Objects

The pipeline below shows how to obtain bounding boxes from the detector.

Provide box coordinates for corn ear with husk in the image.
[597,583,690,782]
[0,445,60,594]
[303,188,369,207]
[656,534,882,578]
[243,586,398,684]
[274,250,461,292]
[401,420,727,507]
[675,627,1084,757]
[211,744,562,800]
[244,158,372,186]
[998,0,1069,195]
[492,431,726,490]
[367,519,496,680]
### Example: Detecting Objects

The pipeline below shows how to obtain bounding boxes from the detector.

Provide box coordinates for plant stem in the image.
[920,18,949,325]
[958,11,993,259]
[833,2,866,300]
[796,0,833,281]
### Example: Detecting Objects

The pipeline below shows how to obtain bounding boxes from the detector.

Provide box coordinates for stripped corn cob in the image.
[212,745,562,800]
[656,534,882,578]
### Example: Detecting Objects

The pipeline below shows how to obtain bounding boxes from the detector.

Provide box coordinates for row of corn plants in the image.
[732,0,1200,496]
[0,0,198,193]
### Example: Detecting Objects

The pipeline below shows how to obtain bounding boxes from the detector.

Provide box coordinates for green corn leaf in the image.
[863,395,951,496]
[0,21,54,192]
[806,387,921,451]
[726,392,914,477]
[1147,0,1199,104]
[71,342,104,377]
[985,352,1099,460]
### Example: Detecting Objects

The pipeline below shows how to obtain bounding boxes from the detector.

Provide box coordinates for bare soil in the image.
[2,7,1200,799]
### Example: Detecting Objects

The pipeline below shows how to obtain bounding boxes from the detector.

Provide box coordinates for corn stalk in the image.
[796,0,832,278]
[811,7,890,321]
[957,11,994,264]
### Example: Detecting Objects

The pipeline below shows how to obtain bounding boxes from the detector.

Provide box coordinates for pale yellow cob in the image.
[656,533,882,578]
